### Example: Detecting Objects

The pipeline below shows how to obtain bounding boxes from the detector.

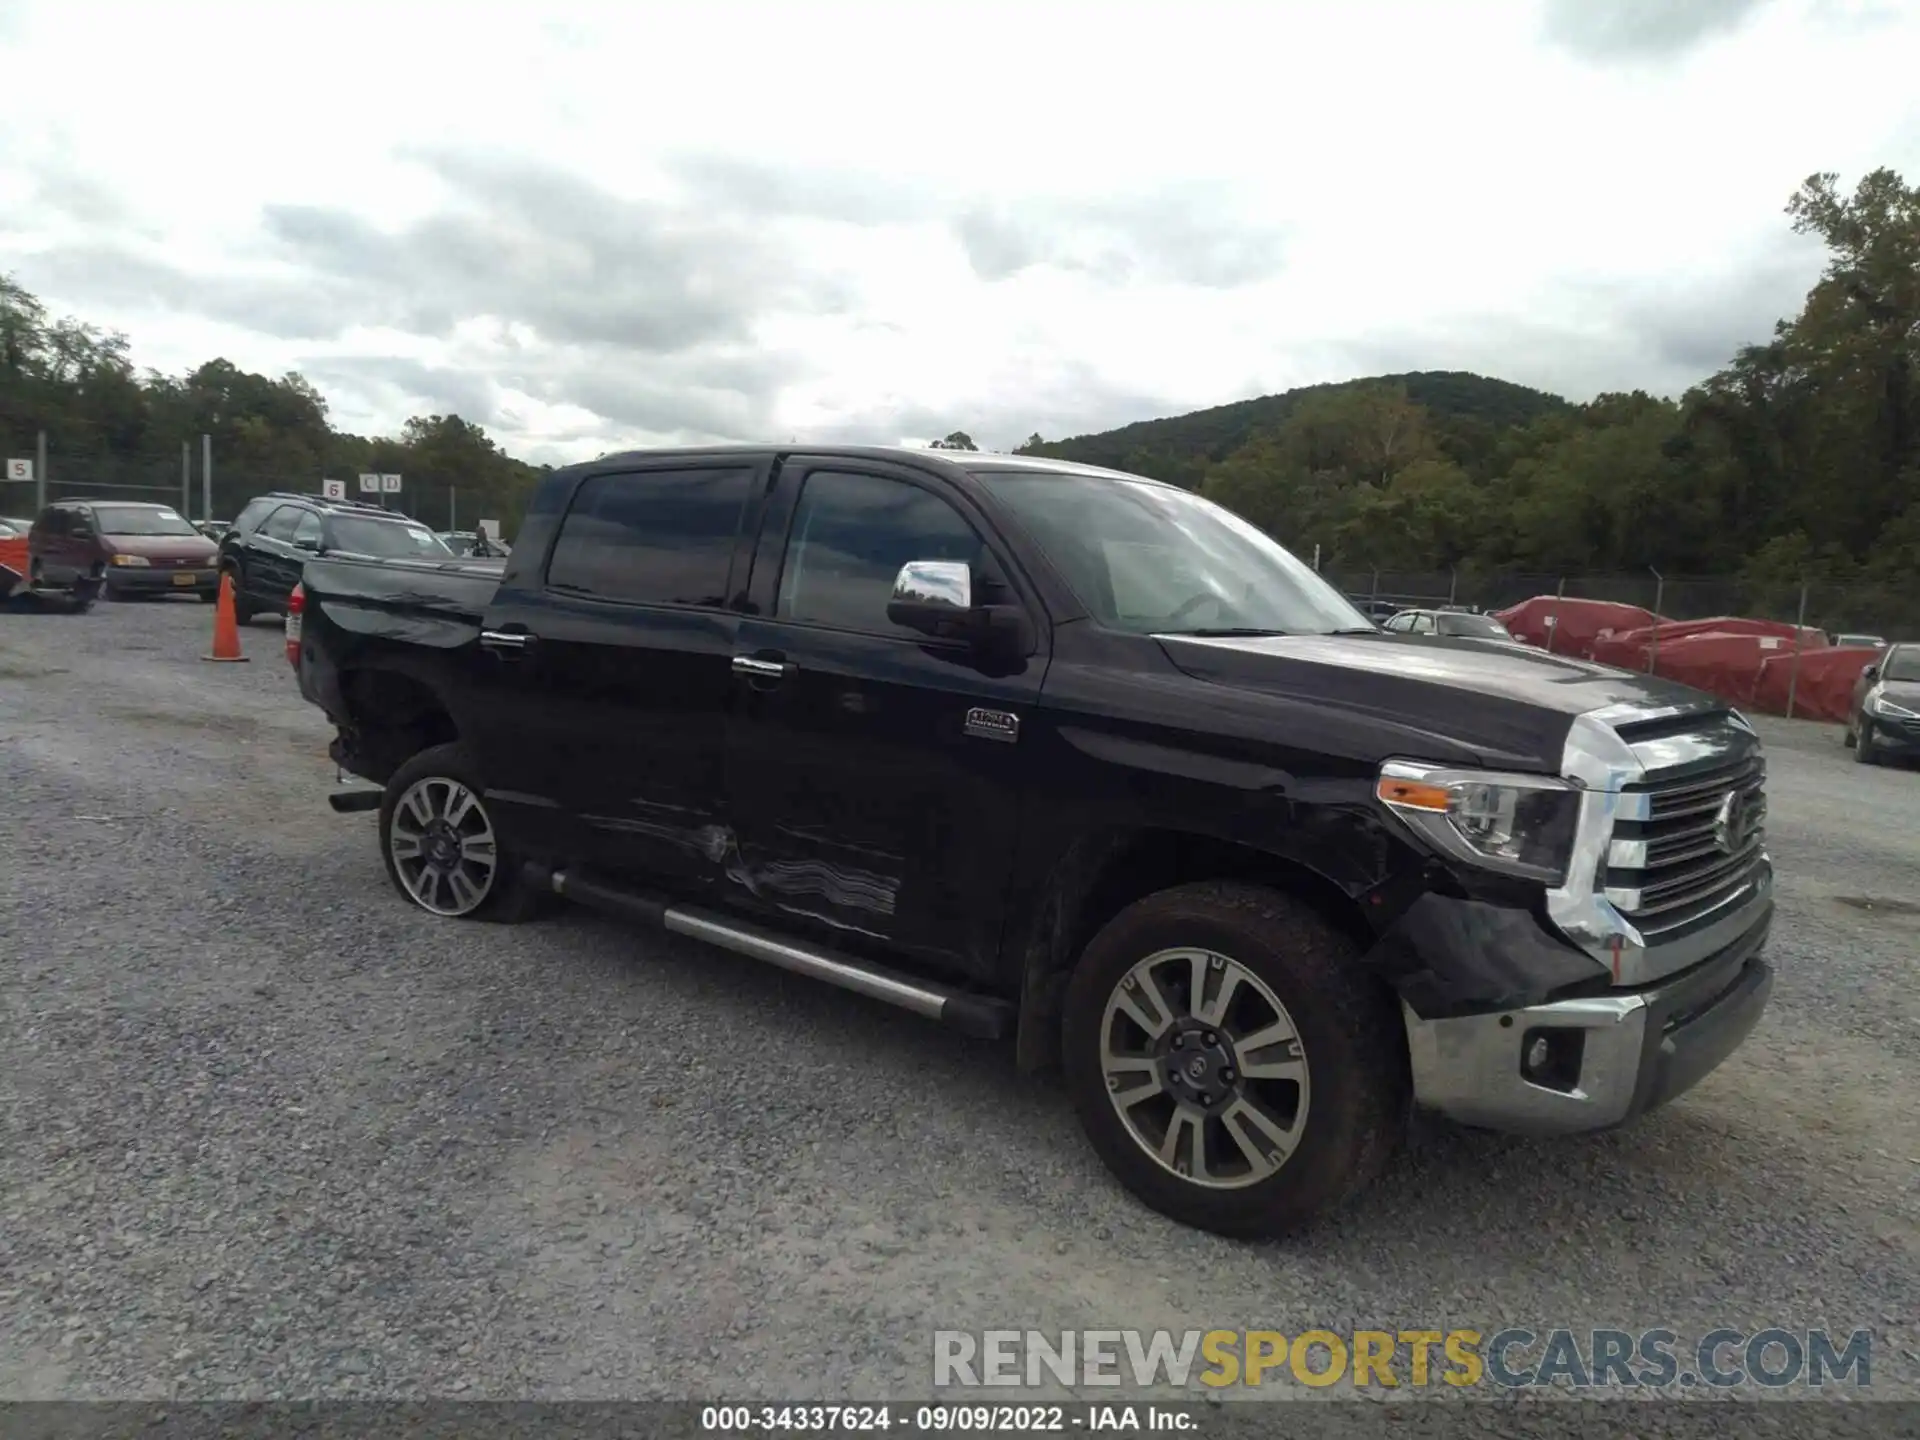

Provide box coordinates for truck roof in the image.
[582,445,1165,487]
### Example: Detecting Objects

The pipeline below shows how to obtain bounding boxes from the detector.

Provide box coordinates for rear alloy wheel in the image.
[378,742,541,922]
[1063,881,1408,1238]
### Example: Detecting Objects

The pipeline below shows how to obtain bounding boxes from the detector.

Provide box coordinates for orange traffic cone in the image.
[204,573,250,663]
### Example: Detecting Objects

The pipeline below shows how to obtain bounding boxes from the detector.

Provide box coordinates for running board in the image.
[538,865,1013,1040]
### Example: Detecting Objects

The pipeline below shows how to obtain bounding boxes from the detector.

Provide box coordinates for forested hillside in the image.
[1016,168,1920,600]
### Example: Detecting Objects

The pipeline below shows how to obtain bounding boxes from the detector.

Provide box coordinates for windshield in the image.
[1883,647,1920,683]
[1436,612,1512,640]
[94,506,199,537]
[327,516,453,559]
[975,471,1370,635]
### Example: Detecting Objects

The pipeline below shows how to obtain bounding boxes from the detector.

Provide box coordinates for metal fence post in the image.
[201,434,212,522]
[1546,576,1564,654]
[181,442,191,514]
[35,430,47,511]
[1448,569,1458,605]
[1785,581,1809,720]
[1369,570,1379,607]
[1648,566,1664,674]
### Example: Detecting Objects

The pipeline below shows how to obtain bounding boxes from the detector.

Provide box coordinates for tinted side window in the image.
[546,468,751,607]
[259,506,305,541]
[234,498,277,534]
[775,470,987,637]
[290,511,324,546]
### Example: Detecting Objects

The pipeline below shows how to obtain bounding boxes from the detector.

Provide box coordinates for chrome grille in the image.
[1605,735,1768,942]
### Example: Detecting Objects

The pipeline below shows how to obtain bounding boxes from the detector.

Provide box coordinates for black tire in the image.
[1843,724,1856,748]
[1061,880,1408,1239]
[102,581,128,602]
[1855,722,1877,765]
[378,741,542,923]
[222,565,256,623]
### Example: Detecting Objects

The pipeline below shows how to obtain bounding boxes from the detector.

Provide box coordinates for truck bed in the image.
[300,552,506,637]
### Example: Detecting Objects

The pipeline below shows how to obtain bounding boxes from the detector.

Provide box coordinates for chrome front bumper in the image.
[1403,914,1773,1136]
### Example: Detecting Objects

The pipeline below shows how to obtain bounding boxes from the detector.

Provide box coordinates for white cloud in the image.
[1,0,1917,461]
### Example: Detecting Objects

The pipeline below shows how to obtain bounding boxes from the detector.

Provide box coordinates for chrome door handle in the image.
[732,655,791,679]
[480,629,534,652]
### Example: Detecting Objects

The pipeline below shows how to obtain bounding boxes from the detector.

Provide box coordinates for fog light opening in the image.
[1520,1026,1585,1093]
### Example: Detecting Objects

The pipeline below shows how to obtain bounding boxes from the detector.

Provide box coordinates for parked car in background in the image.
[1381,607,1517,642]
[1846,641,1920,766]
[1832,632,1886,649]
[27,499,221,601]
[436,529,510,558]
[194,519,233,543]
[0,517,24,539]
[219,491,455,622]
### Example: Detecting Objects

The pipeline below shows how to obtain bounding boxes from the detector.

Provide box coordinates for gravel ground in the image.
[1,598,1916,1406]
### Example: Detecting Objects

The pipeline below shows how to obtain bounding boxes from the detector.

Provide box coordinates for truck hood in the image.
[1156,631,1726,771]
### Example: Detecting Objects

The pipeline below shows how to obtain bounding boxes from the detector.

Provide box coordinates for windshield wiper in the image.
[1163,627,1293,638]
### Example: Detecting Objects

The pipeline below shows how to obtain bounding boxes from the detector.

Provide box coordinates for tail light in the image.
[285,583,305,667]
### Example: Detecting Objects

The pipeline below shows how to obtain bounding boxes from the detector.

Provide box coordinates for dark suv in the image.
[219,492,454,621]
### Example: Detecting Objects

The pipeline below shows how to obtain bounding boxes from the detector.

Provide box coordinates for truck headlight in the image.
[109,554,150,567]
[1377,761,1580,884]
[1867,688,1916,720]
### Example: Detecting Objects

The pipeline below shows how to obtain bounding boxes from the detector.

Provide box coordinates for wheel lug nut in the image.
[1221,1068,1236,1083]
[1203,1032,1218,1047]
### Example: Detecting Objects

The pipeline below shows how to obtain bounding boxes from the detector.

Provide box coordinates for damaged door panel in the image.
[725,462,1048,980]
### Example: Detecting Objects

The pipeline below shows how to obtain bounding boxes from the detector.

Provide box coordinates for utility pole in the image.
[181,441,191,514]
[449,486,457,532]
[35,430,47,511]
[201,434,212,521]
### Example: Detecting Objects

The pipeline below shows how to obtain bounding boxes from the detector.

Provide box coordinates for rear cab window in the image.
[545,467,754,607]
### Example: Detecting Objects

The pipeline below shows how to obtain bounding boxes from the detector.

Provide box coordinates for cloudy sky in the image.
[1,0,1916,464]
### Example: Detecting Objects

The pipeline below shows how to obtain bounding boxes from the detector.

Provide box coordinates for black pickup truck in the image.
[292,446,1774,1236]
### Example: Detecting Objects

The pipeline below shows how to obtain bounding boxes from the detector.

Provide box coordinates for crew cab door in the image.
[471,458,765,886]
[723,459,1048,981]
[244,504,306,607]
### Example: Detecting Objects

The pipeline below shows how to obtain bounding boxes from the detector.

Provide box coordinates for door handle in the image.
[732,654,792,680]
[480,628,536,656]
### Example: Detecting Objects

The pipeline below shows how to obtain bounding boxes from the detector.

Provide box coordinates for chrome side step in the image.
[537,866,1013,1040]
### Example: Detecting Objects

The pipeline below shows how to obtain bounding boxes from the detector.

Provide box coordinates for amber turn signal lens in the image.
[1377,776,1451,811]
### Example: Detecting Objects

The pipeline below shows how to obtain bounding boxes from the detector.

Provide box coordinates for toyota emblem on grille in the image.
[1712,789,1745,854]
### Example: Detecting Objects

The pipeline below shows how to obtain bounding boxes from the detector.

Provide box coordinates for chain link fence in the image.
[0,443,440,527]
[1322,568,1920,644]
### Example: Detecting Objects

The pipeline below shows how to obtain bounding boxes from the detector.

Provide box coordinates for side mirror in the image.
[887,560,977,640]
[1863,665,1879,681]
[293,535,320,552]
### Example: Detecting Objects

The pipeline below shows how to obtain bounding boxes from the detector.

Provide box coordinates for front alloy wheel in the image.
[1062,881,1408,1238]
[1100,948,1311,1188]
[387,776,499,915]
